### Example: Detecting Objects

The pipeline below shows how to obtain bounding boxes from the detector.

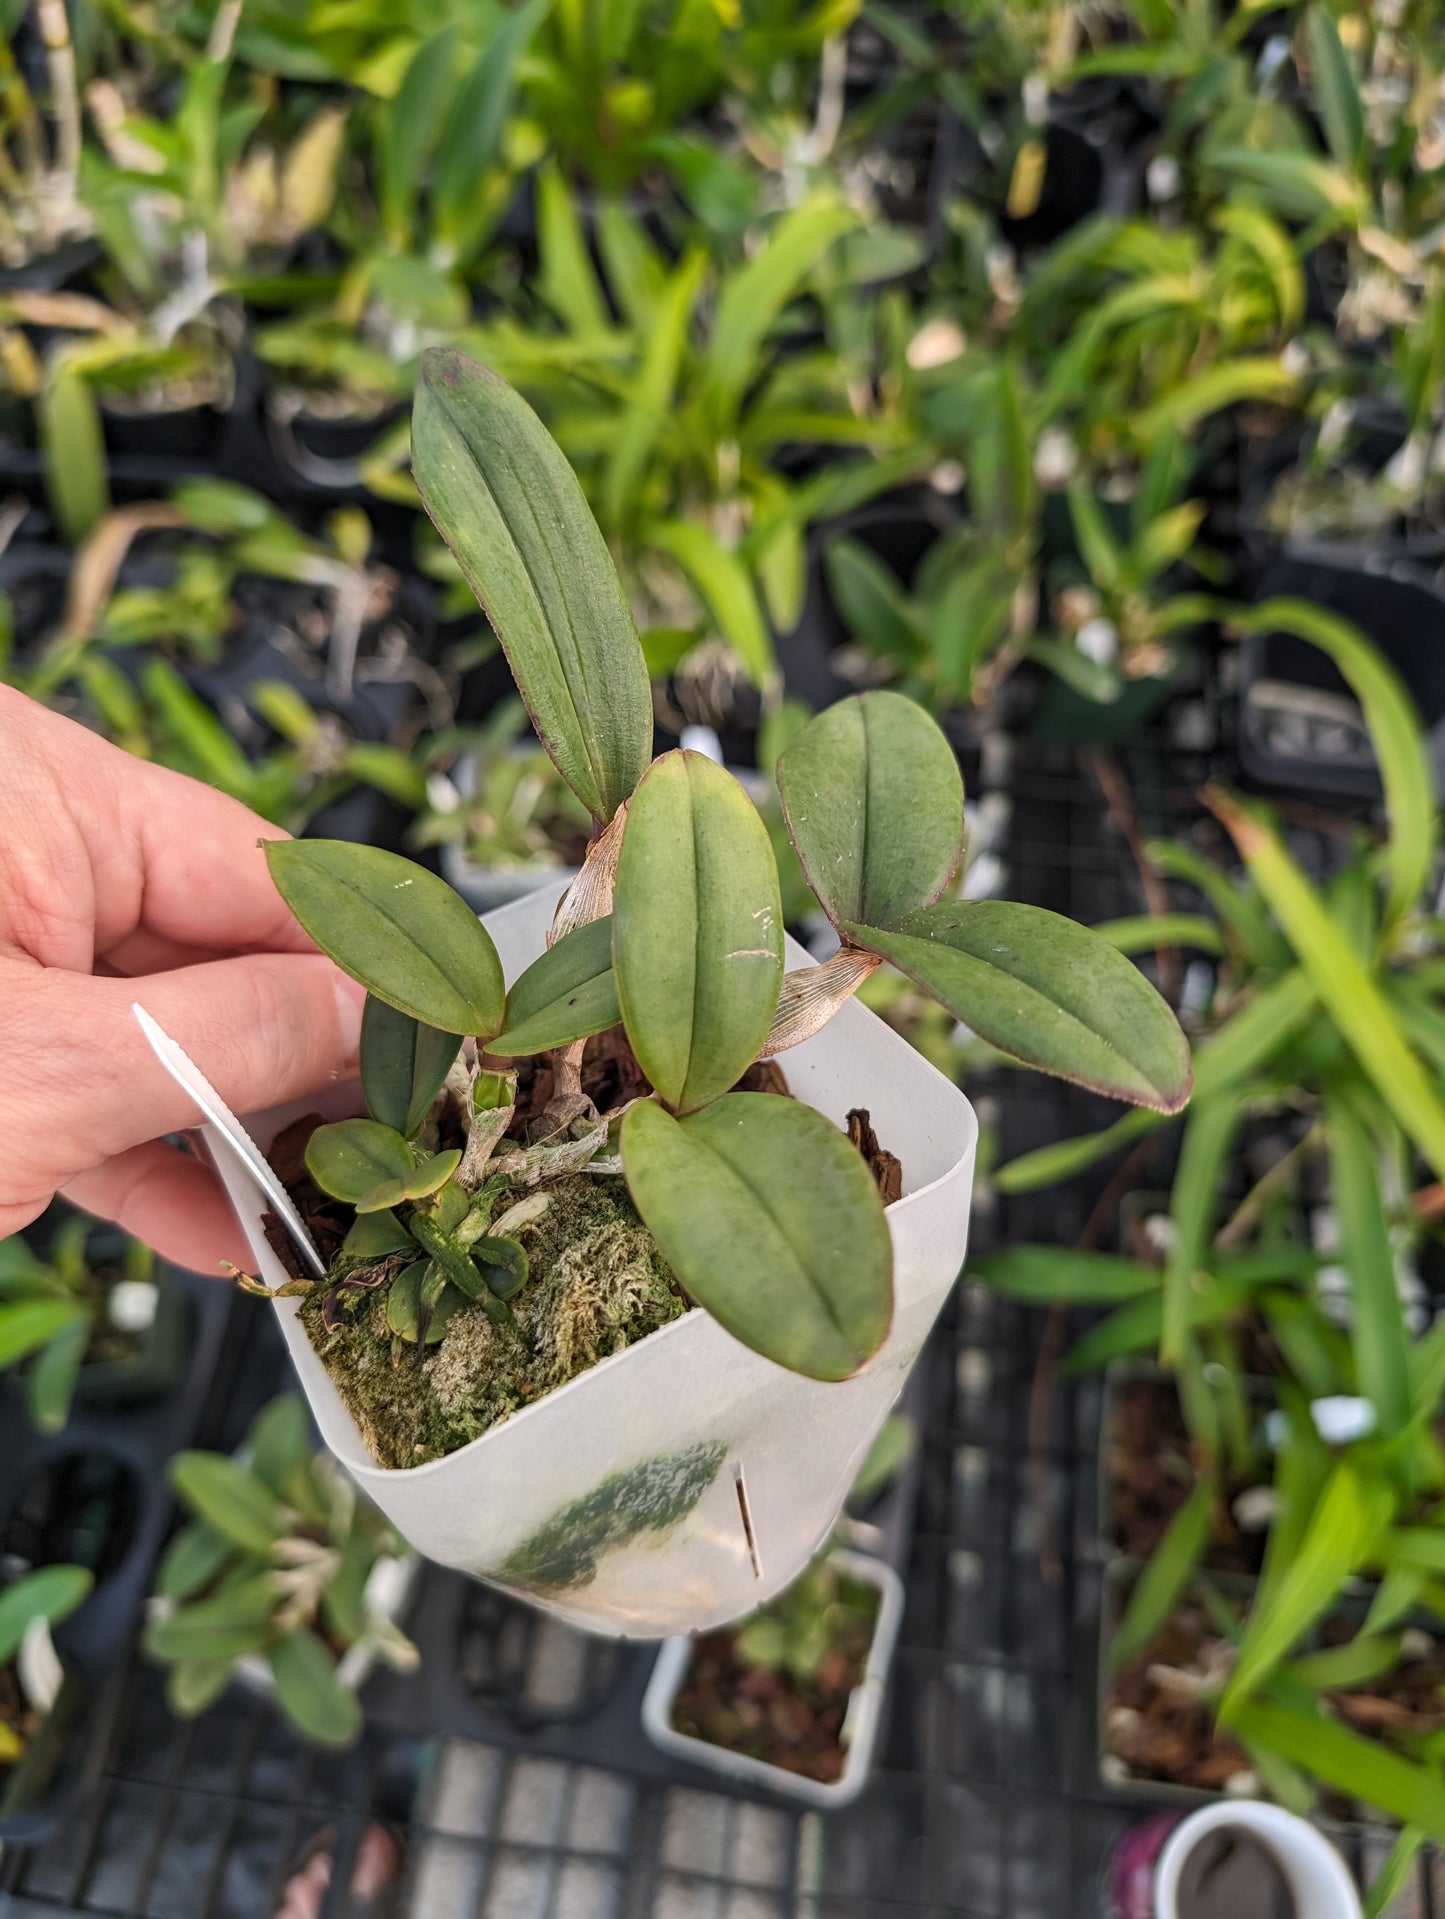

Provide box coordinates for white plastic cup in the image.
[1154,1801,1363,1919]
[207,879,978,1640]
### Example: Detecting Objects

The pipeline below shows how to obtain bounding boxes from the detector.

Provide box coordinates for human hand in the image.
[0,687,366,1273]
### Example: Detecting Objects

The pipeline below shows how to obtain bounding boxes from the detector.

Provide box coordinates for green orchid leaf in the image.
[0,1566,92,1668]
[614,751,783,1113]
[1229,603,1434,926]
[1211,789,1445,1179]
[145,1575,279,1665]
[430,1180,470,1236]
[490,916,622,1056]
[356,1149,464,1215]
[385,1260,458,1344]
[1160,1095,1239,1366]
[470,1235,529,1300]
[305,1120,412,1205]
[243,1394,313,1500]
[1221,1461,1394,1718]
[1327,1088,1412,1440]
[154,1522,231,1604]
[265,840,505,1036]
[970,1246,1159,1305]
[0,1297,89,1372]
[24,1313,90,1435]
[777,692,964,929]
[340,1210,414,1261]
[1109,1488,1212,1671]
[1304,5,1365,171]
[622,1093,892,1380]
[168,1453,291,1554]
[411,348,653,822]
[844,900,1192,1112]
[1229,1698,1445,1843]
[359,996,462,1137]
[166,1658,233,1718]
[268,1630,363,1748]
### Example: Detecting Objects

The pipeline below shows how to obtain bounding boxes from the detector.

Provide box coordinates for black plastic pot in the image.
[258,393,406,500]
[1237,554,1445,799]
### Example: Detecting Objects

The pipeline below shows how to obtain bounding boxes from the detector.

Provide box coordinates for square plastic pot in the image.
[639,1548,905,1808]
[206,879,977,1640]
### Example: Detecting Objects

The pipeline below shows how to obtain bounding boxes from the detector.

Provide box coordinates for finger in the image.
[62,1142,253,1275]
[15,953,364,1171]
[98,929,239,977]
[0,688,314,962]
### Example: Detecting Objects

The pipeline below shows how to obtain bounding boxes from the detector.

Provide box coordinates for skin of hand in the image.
[0,686,367,1274]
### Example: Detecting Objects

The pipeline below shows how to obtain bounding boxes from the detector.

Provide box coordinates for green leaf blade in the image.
[268,1630,363,1747]
[360,996,462,1137]
[846,900,1192,1112]
[305,1120,413,1205]
[777,692,965,930]
[266,840,504,1036]
[623,1093,892,1380]
[614,752,783,1113]
[168,1454,290,1555]
[0,1566,92,1667]
[490,916,622,1056]
[412,349,653,822]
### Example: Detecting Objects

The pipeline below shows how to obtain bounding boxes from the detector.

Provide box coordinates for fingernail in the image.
[332,976,366,1064]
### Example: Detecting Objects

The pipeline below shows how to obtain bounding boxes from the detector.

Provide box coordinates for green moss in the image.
[299,1176,684,1469]
[499,1440,728,1594]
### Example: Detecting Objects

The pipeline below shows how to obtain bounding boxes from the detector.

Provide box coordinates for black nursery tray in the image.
[0,1268,233,1844]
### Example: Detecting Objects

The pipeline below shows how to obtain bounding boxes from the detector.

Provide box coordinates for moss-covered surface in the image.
[498,1439,728,1594]
[299,1175,685,1469]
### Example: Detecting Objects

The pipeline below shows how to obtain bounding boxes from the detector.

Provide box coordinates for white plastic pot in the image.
[207,879,977,1640]
[1154,1802,1362,1919]
[640,1548,904,1807]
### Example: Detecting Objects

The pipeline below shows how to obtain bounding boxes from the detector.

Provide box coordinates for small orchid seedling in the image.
[261,350,1192,1388]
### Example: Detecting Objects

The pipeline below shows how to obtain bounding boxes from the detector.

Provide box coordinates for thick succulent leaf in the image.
[167,1454,289,1554]
[622,1094,892,1380]
[356,1149,463,1214]
[776,692,965,928]
[269,1630,363,1748]
[0,1566,92,1667]
[490,916,621,1056]
[470,1235,529,1299]
[359,996,462,1137]
[843,900,1192,1112]
[266,840,505,1036]
[385,1261,459,1344]
[614,752,783,1113]
[412,348,653,821]
[340,1210,414,1260]
[305,1120,413,1204]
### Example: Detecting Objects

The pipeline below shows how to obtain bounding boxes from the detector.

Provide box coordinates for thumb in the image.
[60,952,366,1164]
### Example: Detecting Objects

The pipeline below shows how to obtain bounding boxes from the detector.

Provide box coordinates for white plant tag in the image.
[131,1002,327,1280]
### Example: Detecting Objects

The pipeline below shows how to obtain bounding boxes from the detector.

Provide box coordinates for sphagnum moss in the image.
[299,1175,683,1468]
